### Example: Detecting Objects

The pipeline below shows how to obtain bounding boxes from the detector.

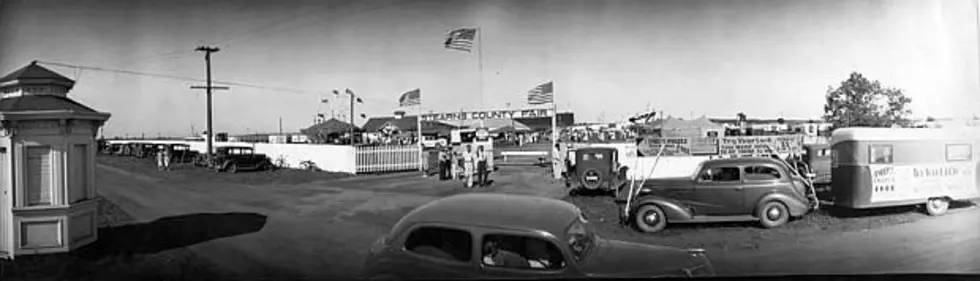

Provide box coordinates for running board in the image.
[671,215,758,223]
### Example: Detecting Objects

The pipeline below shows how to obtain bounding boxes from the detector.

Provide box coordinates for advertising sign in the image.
[420,108,553,122]
[717,135,804,156]
[637,137,691,156]
[868,163,980,203]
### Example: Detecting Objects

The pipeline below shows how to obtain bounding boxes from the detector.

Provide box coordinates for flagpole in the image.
[552,81,559,179]
[417,91,424,173]
[477,27,484,109]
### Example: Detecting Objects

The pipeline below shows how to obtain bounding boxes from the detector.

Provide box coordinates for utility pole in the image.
[191,46,229,166]
[349,90,355,145]
[279,116,283,136]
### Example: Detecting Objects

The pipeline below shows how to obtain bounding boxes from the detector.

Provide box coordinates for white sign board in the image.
[868,163,980,203]
[420,108,553,121]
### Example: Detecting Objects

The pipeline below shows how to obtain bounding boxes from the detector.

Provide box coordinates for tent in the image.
[301,118,361,143]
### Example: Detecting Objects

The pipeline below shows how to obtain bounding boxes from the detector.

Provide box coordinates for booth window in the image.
[945,143,972,162]
[25,146,54,207]
[869,145,893,164]
[69,144,90,203]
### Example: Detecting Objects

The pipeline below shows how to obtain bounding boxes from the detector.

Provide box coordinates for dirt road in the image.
[95,157,566,279]
[94,156,979,279]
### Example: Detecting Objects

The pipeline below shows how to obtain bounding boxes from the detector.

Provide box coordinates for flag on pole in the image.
[320,98,329,103]
[444,28,477,52]
[399,89,421,107]
[332,89,340,95]
[527,81,554,105]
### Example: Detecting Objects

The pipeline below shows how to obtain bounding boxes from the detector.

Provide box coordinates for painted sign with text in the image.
[868,163,980,203]
[419,108,553,121]
[717,135,804,156]
[637,137,692,156]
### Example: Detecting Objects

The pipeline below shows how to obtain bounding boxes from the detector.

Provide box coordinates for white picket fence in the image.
[355,145,422,174]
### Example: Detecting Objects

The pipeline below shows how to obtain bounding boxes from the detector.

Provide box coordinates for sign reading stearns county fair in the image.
[420,108,553,121]
[868,163,980,203]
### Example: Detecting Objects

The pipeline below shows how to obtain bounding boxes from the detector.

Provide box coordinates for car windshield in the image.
[566,213,596,261]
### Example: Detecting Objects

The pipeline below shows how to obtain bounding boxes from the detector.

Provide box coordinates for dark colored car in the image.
[132,142,156,158]
[205,146,272,173]
[154,143,199,163]
[623,157,818,233]
[105,143,124,155]
[363,193,715,280]
[802,143,831,185]
[564,147,629,199]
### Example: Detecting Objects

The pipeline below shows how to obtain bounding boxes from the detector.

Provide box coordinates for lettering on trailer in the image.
[419,109,553,121]
[868,163,979,203]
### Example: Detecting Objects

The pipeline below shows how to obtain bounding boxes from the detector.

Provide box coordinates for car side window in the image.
[482,234,566,270]
[593,153,604,160]
[404,226,473,263]
[743,165,781,181]
[698,167,741,182]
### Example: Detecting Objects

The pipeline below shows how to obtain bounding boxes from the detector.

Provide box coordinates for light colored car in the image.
[363,193,715,280]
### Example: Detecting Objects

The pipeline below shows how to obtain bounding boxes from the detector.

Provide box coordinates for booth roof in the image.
[0,94,101,114]
[0,62,74,84]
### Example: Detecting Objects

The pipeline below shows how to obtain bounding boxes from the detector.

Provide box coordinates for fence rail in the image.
[355,145,421,174]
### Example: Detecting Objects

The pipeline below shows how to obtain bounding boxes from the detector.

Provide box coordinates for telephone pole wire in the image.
[191,46,230,166]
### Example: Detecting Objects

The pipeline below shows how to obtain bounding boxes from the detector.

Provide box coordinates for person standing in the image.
[463,144,475,188]
[552,143,564,179]
[476,145,489,187]
[162,145,173,171]
[438,145,450,180]
[155,145,165,171]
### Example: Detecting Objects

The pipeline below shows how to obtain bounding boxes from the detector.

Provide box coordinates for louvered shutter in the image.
[26,146,52,206]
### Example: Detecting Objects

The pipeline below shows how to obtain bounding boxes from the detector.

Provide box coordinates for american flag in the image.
[527,82,554,105]
[399,89,421,107]
[444,28,477,52]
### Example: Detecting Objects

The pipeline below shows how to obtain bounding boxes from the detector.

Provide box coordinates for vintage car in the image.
[202,146,273,173]
[105,143,125,155]
[623,157,818,233]
[154,143,199,163]
[363,193,715,279]
[802,143,832,185]
[132,142,157,158]
[564,147,629,199]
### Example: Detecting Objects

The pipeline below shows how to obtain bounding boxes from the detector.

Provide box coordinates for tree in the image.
[925,116,936,122]
[823,72,913,128]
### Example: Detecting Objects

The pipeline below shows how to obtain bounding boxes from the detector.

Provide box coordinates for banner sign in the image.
[717,135,804,156]
[637,137,691,156]
[868,163,980,203]
[420,108,553,122]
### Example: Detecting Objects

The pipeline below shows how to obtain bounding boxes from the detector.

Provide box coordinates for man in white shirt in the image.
[552,143,564,179]
[463,144,475,188]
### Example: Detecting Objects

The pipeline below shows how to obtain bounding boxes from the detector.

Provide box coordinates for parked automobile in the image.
[622,157,818,233]
[802,143,832,185]
[564,147,629,199]
[132,142,156,158]
[105,143,124,155]
[203,145,273,173]
[169,143,199,163]
[363,193,715,279]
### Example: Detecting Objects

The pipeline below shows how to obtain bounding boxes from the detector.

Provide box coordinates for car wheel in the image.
[633,204,667,233]
[227,163,238,173]
[758,201,790,228]
[924,197,950,216]
[568,188,579,197]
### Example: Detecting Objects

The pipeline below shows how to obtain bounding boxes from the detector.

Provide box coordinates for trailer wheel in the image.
[758,201,789,228]
[633,204,667,233]
[924,197,950,216]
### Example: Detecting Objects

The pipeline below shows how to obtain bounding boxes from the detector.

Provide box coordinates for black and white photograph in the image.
[0,0,979,280]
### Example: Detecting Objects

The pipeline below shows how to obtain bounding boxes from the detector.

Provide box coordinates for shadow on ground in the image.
[79,212,268,258]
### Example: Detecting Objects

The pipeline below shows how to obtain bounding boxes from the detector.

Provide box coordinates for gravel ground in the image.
[563,193,976,252]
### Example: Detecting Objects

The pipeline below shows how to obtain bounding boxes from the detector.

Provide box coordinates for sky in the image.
[1,0,978,137]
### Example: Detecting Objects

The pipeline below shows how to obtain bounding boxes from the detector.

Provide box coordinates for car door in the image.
[692,165,745,215]
[478,231,571,279]
[740,164,785,214]
[389,225,478,279]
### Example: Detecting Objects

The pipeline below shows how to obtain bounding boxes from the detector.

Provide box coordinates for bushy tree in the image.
[823,72,913,128]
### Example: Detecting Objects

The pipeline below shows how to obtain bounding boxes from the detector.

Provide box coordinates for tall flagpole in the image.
[417,90,424,173]
[552,81,559,179]
[477,27,485,109]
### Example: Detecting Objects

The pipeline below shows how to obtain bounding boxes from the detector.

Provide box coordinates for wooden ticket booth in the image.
[0,62,111,259]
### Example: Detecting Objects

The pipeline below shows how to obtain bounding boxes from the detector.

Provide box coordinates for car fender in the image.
[753,192,810,217]
[632,196,694,221]
[220,160,234,170]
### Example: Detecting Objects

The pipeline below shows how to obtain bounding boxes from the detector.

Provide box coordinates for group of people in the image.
[434,144,491,188]
[155,145,173,171]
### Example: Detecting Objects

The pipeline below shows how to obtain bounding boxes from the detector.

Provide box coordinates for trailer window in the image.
[869,145,893,164]
[946,144,972,162]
